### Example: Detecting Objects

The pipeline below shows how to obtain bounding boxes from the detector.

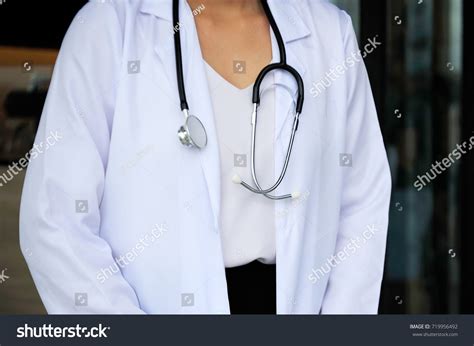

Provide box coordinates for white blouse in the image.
[204,61,276,268]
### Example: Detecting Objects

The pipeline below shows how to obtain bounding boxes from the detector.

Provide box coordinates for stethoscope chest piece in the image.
[177,111,208,149]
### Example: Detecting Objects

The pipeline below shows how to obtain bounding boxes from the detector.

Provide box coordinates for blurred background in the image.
[0,0,472,314]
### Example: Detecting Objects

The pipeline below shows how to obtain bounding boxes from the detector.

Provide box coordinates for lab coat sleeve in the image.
[320,11,392,314]
[19,1,145,314]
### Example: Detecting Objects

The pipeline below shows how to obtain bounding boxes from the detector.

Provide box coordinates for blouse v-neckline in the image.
[203,61,255,92]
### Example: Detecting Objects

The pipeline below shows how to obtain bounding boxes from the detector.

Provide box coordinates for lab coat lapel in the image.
[267,0,310,142]
[140,0,185,103]
[184,10,222,231]
[140,0,221,230]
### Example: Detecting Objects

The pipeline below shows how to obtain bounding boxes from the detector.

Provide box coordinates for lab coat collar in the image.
[139,0,311,44]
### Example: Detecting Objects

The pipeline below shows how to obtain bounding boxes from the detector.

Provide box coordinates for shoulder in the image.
[293,0,350,20]
[62,1,123,49]
[291,0,353,38]
[55,0,142,91]
[65,0,143,39]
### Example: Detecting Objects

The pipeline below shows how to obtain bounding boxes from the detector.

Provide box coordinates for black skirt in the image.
[225,260,276,314]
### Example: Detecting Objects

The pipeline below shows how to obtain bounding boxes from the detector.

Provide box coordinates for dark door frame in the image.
[460,0,473,314]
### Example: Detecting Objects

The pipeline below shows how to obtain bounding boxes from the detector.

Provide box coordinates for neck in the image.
[187,0,263,17]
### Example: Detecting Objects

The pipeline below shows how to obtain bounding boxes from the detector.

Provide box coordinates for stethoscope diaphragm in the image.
[178,111,208,149]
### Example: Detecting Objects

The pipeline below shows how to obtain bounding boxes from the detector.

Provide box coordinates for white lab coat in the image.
[20,0,391,314]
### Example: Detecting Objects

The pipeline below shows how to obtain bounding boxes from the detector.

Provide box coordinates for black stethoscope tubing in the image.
[172,0,305,199]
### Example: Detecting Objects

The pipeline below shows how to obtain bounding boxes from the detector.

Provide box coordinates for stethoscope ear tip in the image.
[232,174,243,184]
[291,191,301,199]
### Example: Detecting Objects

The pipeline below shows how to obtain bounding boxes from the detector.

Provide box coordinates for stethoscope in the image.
[173,0,304,200]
